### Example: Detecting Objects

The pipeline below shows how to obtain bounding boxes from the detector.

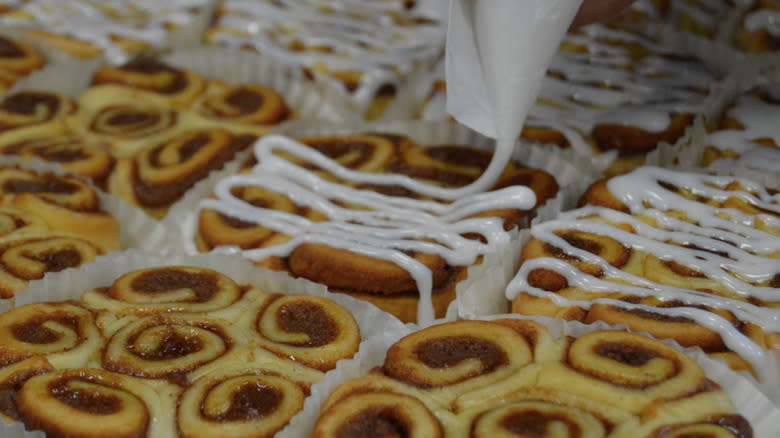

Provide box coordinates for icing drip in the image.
[210,0,445,111]
[507,167,780,383]
[707,86,780,173]
[0,0,210,63]
[195,135,537,323]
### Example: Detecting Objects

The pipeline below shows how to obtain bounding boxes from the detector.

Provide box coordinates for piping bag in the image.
[445,0,583,195]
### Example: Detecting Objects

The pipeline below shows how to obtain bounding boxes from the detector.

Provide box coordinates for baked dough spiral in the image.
[0,36,44,92]
[194,82,292,128]
[82,266,247,318]
[92,58,208,108]
[471,401,608,438]
[0,302,102,369]
[0,122,114,185]
[0,167,120,252]
[241,294,361,371]
[0,91,76,132]
[102,313,238,385]
[15,368,170,438]
[178,368,308,438]
[107,128,256,218]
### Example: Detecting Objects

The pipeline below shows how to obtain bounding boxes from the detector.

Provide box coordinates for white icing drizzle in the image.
[0,0,210,63]
[744,8,780,37]
[209,0,446,111]
[707,85,780,173]
[197,134,537,323]
[506,166,780,383]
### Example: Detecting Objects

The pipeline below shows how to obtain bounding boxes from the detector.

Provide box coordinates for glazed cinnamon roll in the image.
[0,302,103,368]
[0,167,120,252]
[194,82,293,130]
[0,122,114,185]
[194,133,558,323]
[15,368,175,438]
[313,320,752,438]
[0,91,76,132]
[509,166,780,380]
[107,128,256,218]
[102,313,239,385]
[238,294,361,371]
[92,58,208,108]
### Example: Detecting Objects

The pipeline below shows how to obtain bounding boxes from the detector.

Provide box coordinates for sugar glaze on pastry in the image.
[507,166,780,382]
[194,134,537,323]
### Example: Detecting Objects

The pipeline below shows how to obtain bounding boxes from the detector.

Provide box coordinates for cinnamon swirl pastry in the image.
[92,58,208,108]
[0,90,76,132]
[0,35,43,92]
[73,85,186,159]
[509,166,779,380]
[15,368,176,438]
[0,301,102,368]
[193,81,293,132]
[0,167,120,252]
[313,320,752,438]
[107,128,256,218]
[0,122,114,185]
[194,133,558,323]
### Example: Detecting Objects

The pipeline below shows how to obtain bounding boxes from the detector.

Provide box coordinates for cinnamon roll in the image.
[193,81,293,131]
[0,167,120,252]
[102,313,240,385]
[0,91,76,132]
[15,368,176,438]
[92,58,208,108]
[313,320,752,438]
[237,294,361,371]
[0,122,114,185]
[0,36,43,92]
[0,302,102,369]
[510,166,780,380]
[106,128,256,218]
[194,133,558,323]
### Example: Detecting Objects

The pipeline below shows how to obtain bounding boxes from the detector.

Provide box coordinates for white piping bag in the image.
[445,0,583,192]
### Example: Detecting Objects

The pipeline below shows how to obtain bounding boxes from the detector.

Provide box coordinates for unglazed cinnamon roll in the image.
[193,133,559,323]
[0,90,76,132]
[107,128,256,218]
[0,302,102,368]
[72,85,186,159]
[193,81,293,131]
[509,166,779,381]
[0,35,43,92]
[235,293,361,371]
[0,121,114,185]
[313,320,752,438]
[15,368,177,438]
[0,167,120,252]
[92,58,208,108]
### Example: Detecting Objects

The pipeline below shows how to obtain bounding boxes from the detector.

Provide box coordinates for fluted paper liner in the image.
[282,314,780,438]
[0,248,407,438]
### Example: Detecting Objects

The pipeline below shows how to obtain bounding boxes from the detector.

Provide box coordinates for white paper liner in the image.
[0,156,174,313]
[160,120,598,324]
[282,313,780,438]
[1,248,407,438]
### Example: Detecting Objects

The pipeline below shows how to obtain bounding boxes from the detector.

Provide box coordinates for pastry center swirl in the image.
[0,92,59,115]
[11,315,79,345]
[128,269,219,302]
[499,410,582,437]
[225,89,264,114]
[204,383,283,421]
[414,336,507,370]
[337,408,409,438]
[50,380,121,415]
[2,178,78,194]
[593,341,660,367]
[128,327,203,360]
[0,37,24,57]
[275,301,338,347]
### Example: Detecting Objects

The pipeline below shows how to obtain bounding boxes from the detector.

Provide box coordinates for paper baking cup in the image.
[281,314,780,438]
[0,248,407,438]
[0,156,176,313]
[160,120,598,323]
